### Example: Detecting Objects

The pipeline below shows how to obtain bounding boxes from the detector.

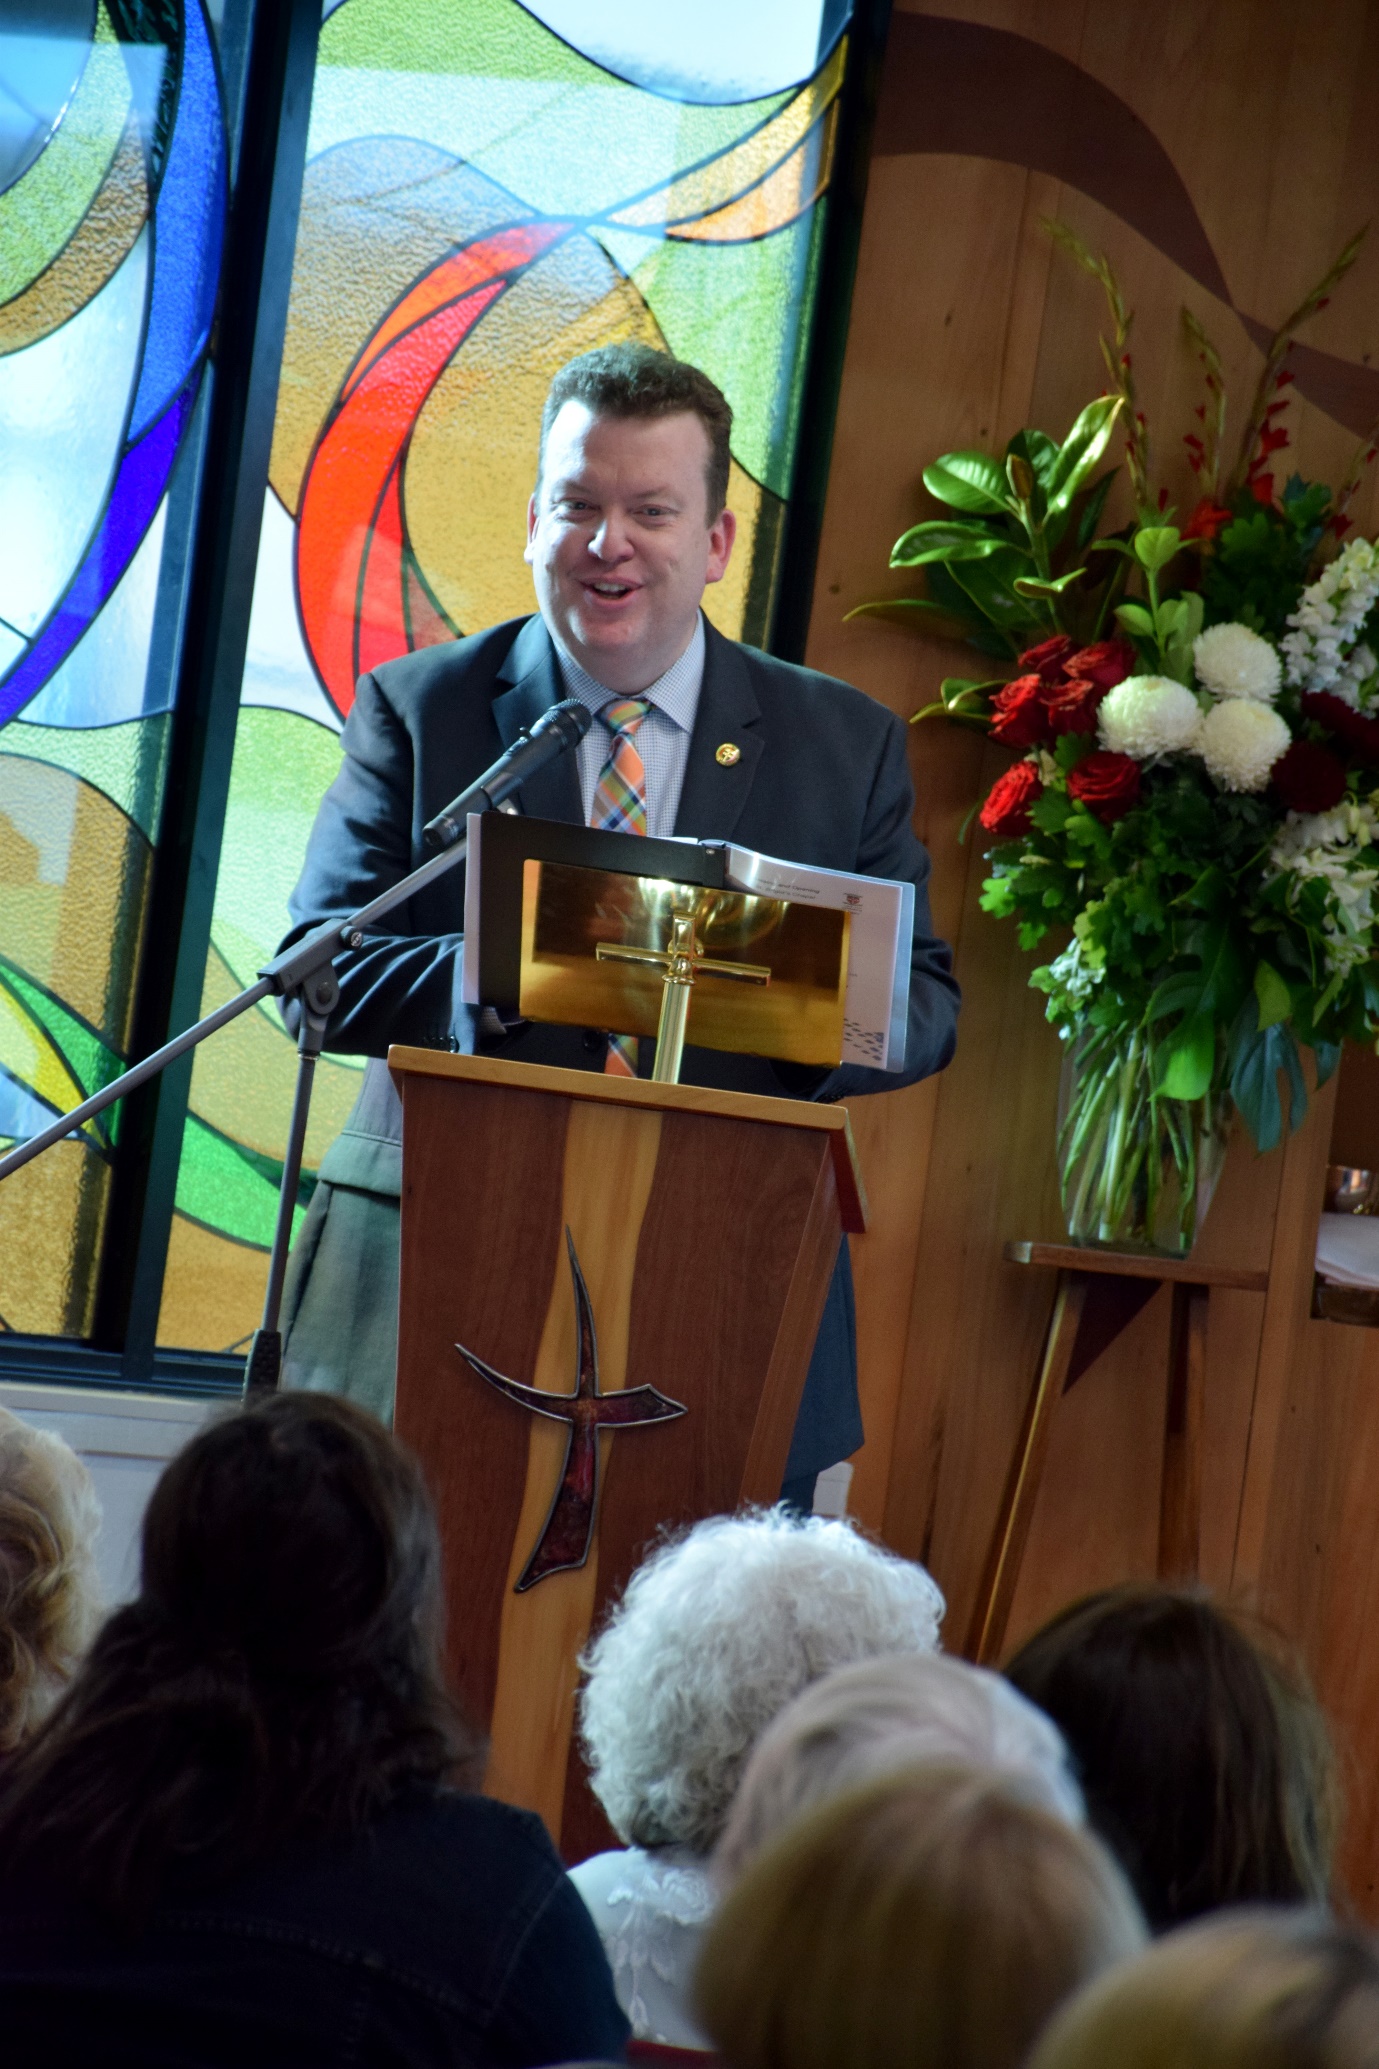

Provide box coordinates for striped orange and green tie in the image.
[591,697,651,1075]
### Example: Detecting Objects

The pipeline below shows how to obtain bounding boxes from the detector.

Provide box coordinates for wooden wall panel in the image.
[817,0,1379,1905]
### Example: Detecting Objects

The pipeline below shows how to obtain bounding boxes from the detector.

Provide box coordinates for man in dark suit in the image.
[280,344,959,1508]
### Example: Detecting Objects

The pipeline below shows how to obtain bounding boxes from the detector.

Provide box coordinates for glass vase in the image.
[1057,1023,1231,1255]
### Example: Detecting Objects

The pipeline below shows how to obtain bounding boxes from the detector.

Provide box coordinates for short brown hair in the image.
[538,343,733,520]
[694,1763,1146,2069]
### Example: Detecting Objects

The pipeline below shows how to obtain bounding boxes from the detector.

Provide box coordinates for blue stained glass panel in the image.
[129,0,226,438]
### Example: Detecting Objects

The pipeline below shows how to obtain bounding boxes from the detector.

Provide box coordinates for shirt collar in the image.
[553,613,706,734]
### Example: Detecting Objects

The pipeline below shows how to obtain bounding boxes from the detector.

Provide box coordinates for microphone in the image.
[423,698,593,851]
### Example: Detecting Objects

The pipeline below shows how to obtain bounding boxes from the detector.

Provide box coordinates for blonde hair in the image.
[694,1763,1146,2069]
[714,1652,1083,1887]
[0,1409,102,1750]
[1028,1909,1379,2069]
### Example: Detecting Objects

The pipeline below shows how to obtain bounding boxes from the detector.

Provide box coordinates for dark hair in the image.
[538,342,733,519]
[0,1393,476,1918]
[1004,1587,1335,1931]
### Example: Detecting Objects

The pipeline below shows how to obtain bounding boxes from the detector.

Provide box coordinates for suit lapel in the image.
[673,619,763,841]
[491,616,583,825]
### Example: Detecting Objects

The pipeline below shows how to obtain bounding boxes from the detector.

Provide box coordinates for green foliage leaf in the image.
[1160,590,1207,685]
[923,452,1013,516]
[946,550,1044,641]
[1313,1040,1341,1087]
[1006,428,1060,486]
[1074,470,1119,553]
[1114,602,1155,637]
[845,597,981,635]
[1013,568,1088,599]
[1160,1013,1216,1100]
[1253,959,1292,1030]
[891,520,1018,567]
[1046,396,1124,515]
[1134,525,1182,571]
[1228,1010,1308,1153]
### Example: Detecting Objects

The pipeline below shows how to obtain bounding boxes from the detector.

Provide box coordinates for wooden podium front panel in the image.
[391,1052,847,1855]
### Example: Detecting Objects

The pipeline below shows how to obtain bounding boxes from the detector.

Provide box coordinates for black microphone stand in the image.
[0,825,475,1397]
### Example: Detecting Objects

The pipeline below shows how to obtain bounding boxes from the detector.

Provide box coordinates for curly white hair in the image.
[577,1507,945,1854]
[713,1651,1084,1885]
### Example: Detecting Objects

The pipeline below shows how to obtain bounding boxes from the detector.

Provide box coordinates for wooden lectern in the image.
[388,1046,867,1861]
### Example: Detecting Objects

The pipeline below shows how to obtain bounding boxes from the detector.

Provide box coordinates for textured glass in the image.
[158,0,852,1348]
[0,1,227,1339]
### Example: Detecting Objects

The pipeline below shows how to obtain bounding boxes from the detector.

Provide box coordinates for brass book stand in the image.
[517,859,851,1083]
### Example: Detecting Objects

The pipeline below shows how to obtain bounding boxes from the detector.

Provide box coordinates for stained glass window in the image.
[0,0,228,1337]
[3,0,861,1358]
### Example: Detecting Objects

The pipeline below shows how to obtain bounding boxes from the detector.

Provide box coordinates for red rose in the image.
[1064,637,1137,691]
[1272,739,1348,812]
[990,674,1053,748]
[1017,634,1077,682]
[979,760,1043,838]
[1300,691,1379,767]
[1044,676,1105,736]
[1066,750,1141,822]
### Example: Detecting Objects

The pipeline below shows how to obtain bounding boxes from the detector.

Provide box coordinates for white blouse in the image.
[568,1845,717,2049]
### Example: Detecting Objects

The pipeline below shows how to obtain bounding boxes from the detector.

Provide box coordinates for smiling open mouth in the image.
[585,580,637,599]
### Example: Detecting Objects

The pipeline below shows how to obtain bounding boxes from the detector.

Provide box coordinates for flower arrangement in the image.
[858,224,1379,1251]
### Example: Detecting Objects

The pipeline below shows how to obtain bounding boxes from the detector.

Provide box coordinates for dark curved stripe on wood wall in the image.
[874,13,1379,439]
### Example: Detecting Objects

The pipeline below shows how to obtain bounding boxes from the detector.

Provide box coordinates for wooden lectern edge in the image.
[388,1045,869,1234]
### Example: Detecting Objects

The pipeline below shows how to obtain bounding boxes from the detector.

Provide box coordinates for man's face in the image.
[526,401,736,693]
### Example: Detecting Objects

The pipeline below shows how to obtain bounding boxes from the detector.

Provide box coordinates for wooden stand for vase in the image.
[387,1047,866,1859]
[966,1241,1270,1665]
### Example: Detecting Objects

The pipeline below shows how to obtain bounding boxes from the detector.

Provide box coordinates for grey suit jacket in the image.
[281,614,960,1475]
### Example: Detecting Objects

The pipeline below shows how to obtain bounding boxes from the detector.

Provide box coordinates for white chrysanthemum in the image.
[1192,621,1282,702]
[1097,675,1203,759]
[1197,698,1291,793]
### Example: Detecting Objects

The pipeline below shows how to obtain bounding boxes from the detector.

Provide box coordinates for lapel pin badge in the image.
[715,742,741,766]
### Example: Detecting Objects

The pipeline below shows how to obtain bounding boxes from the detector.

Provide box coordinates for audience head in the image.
[578,1507,945,1855]
[1028,1909,1379,2069]
[715,1651,1083,1886]
[1005,1585,1334,1930]
[0,1410,101,1753]
[695,1763,1146,2069]
[0,1392,474,1913]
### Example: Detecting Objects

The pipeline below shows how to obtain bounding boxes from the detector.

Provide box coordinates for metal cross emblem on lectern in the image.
[453,1229,687,1592]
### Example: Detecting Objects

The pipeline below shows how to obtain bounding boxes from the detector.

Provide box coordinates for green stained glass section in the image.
[175,1114,309,1249]
[210,708,344,985]
[1,716,170,840]
[598,210,828,498]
